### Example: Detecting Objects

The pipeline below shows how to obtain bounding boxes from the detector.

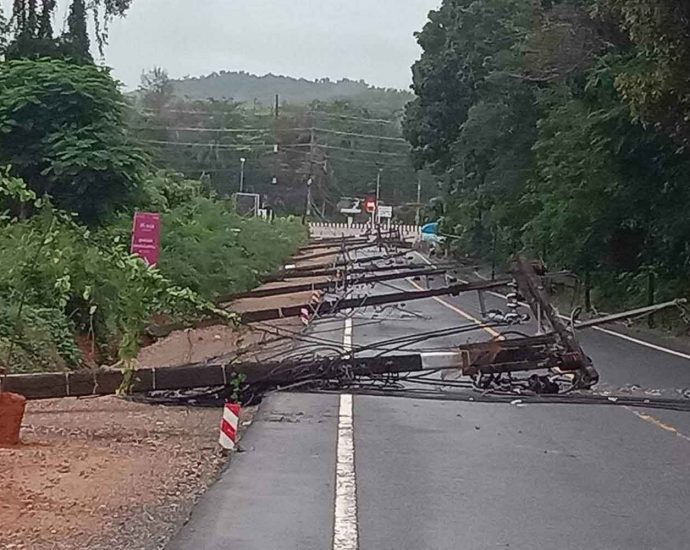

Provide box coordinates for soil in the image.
[0,245,339,549]
[0,397,255,550]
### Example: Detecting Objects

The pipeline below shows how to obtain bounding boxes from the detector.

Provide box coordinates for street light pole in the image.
[239,157,246,193]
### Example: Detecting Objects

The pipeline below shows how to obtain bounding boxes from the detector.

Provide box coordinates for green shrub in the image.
[0,171,307,374]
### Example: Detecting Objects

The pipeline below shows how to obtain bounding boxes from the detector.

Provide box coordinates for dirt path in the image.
[0,397,245,550]
[1,245,340,550]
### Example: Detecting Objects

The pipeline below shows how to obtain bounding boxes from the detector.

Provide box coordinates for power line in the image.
[143,139,410,158]
[135,107,399,126]
[311,111,399,125]
[132,125,409,143]
[136,108,274,117]
[309,143,409,157]
[279,146,412,168]
[313,127,408,143]
[132,126,276,134]
[141,139,274,150]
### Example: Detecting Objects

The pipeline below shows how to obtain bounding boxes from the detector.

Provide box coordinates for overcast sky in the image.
[101,0,441,90]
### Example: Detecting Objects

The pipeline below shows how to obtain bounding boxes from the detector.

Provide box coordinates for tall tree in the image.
[597,0,690,148]
[64,0,90,59]
[6,0,133,60]
[139,67,174,114]
[0,59,148,224]
[404,0,690,304]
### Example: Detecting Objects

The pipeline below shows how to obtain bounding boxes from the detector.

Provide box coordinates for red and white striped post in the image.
[300,307,311,326]
[219,402,241,451]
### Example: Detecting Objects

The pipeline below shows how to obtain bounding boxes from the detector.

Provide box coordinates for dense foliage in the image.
[404,0,690,310]
[0,53,307,375]
[3,0,133,59]
[134,69,434,219]
[0,171,307,374]
[0,59,147,224]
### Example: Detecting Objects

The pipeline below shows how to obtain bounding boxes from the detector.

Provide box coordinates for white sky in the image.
[0,1,441,89]
[101,0,441,90]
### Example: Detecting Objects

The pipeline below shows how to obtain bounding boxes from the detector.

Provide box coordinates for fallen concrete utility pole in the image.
[573,299,687,329]
[292,242,380,262]
[238,278,510,323]
[263,251,411,281]
[267,262,432,282]
[6,331,604,401]
[220,267,449,301]
[454,333,584,376]
[298,238,370,251]
[4,354,424,401]
[511,257,599,386]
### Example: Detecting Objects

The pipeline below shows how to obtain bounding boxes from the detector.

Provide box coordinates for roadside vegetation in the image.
[0,10,306,375]
[132,66,438,221]
[404,0,690,321]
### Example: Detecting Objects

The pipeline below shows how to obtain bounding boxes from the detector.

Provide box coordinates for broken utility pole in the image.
[237,278,510,323]
[222,267,448,301]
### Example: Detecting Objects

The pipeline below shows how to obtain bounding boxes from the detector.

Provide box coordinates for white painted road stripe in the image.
[417,252,690,362]
[333,393,358,550]
[333,315,358,550]
[590,326,690,361]
[406,273,503,339]
[343,316,353,355]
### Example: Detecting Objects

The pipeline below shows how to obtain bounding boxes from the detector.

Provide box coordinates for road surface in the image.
[169,249,690,550]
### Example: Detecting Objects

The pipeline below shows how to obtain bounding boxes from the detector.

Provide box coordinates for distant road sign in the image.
[364,195,377,214]
[234,193,260,217]
[131,212,161,267]
[378,205,393,219]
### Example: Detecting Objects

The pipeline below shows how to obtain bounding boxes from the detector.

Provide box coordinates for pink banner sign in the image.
[131,212,161,267]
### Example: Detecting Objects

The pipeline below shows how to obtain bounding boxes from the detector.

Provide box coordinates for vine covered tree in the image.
[4,0,133,60]
[404,0,690,308]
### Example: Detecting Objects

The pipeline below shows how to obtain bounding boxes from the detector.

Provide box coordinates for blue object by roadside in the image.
[420,222,444,246]
[421,222,439,235]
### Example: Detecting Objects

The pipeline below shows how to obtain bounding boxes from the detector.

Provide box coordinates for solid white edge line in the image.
[333,318,358,550]
[588,326,690,361]
[418,252,690,362]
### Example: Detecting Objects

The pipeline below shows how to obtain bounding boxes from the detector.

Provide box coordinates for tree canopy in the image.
[0,59,147,223]
[2,0,133,60]
[404,0,690,306]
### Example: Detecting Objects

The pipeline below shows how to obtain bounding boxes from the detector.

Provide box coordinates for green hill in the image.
[172,71,413,113]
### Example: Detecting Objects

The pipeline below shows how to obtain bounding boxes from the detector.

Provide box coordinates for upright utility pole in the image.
[306,177,313,217]
[306,125,315,219]
[375,168,383,227]
[376,168,382,202]
[272,94,279,187]
[415,173,422,226]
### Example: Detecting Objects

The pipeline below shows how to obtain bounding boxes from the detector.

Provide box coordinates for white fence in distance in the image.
[309,222,422,241]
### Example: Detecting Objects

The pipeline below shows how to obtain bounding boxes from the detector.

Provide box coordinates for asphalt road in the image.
[169,247,690,550]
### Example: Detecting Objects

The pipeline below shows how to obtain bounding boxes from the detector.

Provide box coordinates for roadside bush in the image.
[107,171,309,299]
[0,303,81,373]
[158,201,307,298]
[0,171,307,373]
